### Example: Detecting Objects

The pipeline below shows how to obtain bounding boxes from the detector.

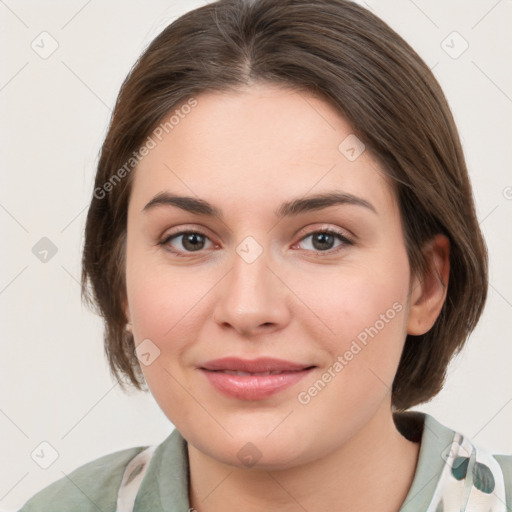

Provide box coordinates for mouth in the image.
[206,369,312,376]
[198,356,315,373]
[198,357,316,400]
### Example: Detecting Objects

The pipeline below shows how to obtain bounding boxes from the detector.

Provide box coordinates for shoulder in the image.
[494,453,512,508]
[397,412,512,512]
[494,452,512,474]
[18,445,147,512]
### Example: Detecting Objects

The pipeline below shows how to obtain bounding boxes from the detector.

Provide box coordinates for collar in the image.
[133,411,504,511]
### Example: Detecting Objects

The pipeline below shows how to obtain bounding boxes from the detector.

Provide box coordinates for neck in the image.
[187,403,421,512]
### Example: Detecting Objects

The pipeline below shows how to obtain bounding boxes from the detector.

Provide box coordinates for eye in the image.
[160,230,213,256]
[295,229,353,254]
[159,227,353,257]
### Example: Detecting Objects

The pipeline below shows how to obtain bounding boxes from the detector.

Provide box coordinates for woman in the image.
[19,0,511,511]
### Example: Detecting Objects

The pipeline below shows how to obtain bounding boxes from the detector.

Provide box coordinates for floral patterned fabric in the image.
[427,430,507,511]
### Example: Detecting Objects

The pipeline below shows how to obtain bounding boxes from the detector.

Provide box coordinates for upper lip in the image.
[199,357,314,372]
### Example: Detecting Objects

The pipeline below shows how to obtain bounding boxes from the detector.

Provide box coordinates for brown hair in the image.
[81,0,488,411]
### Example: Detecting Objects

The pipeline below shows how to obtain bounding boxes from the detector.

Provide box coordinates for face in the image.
[124,83,417,469]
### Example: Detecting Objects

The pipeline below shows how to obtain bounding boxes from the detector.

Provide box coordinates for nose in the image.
[212,244,291,337]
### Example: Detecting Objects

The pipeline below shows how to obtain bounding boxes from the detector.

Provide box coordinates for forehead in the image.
[129,84,397,221]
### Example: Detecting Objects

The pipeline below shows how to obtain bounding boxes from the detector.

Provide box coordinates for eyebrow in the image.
[142,191,377,219]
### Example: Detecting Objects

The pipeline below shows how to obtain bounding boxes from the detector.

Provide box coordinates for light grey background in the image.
[1,1,511,510]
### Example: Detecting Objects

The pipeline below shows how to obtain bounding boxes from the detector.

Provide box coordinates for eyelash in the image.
[158,228,354,257]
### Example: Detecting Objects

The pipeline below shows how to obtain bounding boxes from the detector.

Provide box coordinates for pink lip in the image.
[198,357,315,400]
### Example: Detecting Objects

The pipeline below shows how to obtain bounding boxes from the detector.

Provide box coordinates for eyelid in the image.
[295,223,354,243]
[159,224,215,243]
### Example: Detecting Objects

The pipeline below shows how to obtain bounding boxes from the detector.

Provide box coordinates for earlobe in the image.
[407,234,450,336]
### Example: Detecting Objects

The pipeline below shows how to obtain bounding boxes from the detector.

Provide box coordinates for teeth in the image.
[219,370,287,376]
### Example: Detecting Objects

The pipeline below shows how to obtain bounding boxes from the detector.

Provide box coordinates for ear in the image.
[407,234,450,336]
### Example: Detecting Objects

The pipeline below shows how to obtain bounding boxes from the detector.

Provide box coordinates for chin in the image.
[188,428,314,471]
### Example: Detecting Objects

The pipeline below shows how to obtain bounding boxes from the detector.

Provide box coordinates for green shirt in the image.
[19,411,512,511]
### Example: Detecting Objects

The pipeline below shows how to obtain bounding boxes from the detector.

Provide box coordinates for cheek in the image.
[294,275,409,423]
[128,276,172,339]
[304,263,408,336]
[302,254,411,381]
[126,238,205,339]
[125,261,207,425]
[125,253,216,381]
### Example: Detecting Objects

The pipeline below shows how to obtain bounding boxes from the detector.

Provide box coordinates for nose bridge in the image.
[212,235,289,334]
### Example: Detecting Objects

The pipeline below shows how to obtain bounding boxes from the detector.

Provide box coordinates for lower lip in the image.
[199,368,315,400]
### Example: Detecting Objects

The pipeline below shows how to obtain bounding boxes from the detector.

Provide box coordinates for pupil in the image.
[314,233,333,251]
[184,233,204,251]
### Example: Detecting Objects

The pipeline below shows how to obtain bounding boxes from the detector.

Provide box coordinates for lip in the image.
[198,357,316,400]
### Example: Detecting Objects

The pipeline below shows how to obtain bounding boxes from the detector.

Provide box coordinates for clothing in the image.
[18,411,512,512]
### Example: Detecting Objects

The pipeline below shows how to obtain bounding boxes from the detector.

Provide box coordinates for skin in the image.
[124,83,450,512]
